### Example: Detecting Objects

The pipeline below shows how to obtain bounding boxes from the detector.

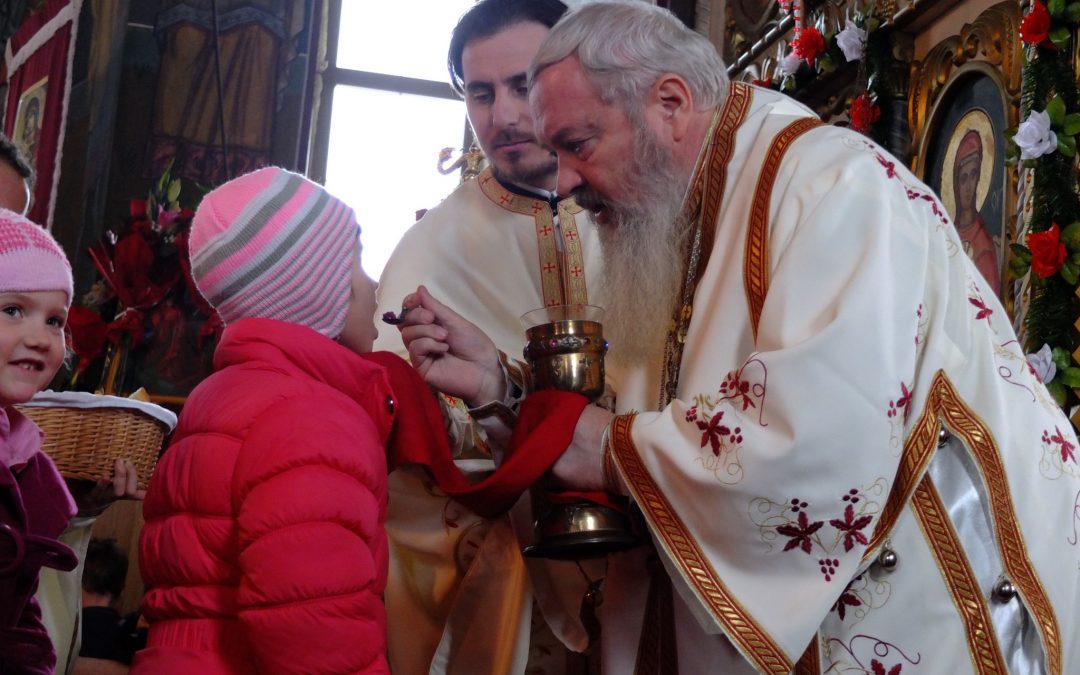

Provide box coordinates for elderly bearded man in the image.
[375,1,611,673]
[398,2,1080,674]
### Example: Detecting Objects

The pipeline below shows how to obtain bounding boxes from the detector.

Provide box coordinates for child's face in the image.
[336,257,378,355]
[0,290,68,406]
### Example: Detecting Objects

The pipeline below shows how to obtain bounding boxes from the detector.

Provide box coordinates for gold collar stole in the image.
[658,81,753,408]
[478,168,589,308]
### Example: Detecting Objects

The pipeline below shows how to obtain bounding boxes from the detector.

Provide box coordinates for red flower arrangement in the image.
[792,26,826,66]
[67,164,219,392]
[849,92,881,134]
[1026,223,1068,279]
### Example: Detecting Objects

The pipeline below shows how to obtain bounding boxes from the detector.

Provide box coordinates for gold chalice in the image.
[519,305,640,559]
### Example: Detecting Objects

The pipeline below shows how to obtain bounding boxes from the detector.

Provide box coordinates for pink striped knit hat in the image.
[189,167,359,337]
[0,208,73,307]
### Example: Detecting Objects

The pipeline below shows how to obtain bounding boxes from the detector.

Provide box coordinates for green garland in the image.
[1008,0,1080,406]
[763,6,895,148]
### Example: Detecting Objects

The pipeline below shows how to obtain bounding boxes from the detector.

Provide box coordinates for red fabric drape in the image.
[364,351,592,518]
[3,0,78,228]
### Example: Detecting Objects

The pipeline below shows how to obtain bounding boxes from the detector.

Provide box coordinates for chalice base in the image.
[522,500,641,560]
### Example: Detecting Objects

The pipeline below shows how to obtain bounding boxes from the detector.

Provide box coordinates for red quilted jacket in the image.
[134,318,395,674]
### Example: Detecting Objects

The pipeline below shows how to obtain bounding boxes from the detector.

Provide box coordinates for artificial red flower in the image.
[110,233,179,308]
[106,307,147,347]
[850,92,881,133]
[1020,1,1052,47]
[66,306,108,373]
[129,198,148,219]
[1027,223,1068,279]
[792,27,826,66]
[197,311,224,349]
[752,77,774,89]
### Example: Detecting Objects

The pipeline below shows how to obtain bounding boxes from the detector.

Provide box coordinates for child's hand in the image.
[68,458,146,517]
[398,285,504,407]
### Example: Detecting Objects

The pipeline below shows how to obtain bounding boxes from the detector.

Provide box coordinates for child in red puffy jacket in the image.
[0,208,79,674]
[134,168,391,674]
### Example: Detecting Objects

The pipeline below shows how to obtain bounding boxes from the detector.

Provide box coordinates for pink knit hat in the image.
[0,208,73,307]
[189,167,359,338]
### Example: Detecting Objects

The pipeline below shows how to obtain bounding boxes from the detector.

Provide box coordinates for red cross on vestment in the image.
[543,262,557,274]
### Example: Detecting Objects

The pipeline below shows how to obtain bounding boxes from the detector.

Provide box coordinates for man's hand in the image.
[549,405,617,493]
[68,458,145,517]
[397,285,504,407]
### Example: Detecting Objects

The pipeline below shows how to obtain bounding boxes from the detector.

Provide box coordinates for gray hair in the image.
[529,1,728,113]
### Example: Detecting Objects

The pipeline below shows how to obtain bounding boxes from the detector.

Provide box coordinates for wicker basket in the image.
[15,404,170,490]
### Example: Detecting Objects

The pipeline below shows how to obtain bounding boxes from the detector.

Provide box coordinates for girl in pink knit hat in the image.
[0,208,80,674]
[135,167,393,674]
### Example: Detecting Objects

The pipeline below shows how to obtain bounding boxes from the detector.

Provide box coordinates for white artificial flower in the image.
[1014,110,1058,160]
[836,21,867,62]
[779,52,803,76]
[1028,343,1057,384]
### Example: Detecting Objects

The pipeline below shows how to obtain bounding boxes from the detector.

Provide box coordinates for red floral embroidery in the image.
[870,147,950,228]
[696,410,742,456]
[754,486,881,582]
[818,557,840,582]
[831,586,862,620]
[825,634,921,674]
[872,660,902,675]
[915,304,924,348]
[969,294,994,323]
[830,504,873,552]
[907,189,949,224]
[719,371,757,411]
[778,511,824,554]
[1043,426,1077,464]
[887,382,912,423]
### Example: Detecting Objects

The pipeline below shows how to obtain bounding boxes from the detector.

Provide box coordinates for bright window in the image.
[314,0,476,279]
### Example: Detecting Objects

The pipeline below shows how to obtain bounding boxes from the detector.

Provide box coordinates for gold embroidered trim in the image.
[558,207,589,306]
[609,413,793,674]
[477,168,589,307]
[533,207,563,308]
[865,373,943,556]
[912,477,1008,674]
[931,374,1062,675]
[694,81,753,277]
[602,431,621,494]
[794,630,816,673]
[658,81,752,408]
[743,117,823,342]
[793,634,820,675]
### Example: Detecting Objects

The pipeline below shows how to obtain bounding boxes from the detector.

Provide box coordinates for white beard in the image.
[588,127,693,365]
